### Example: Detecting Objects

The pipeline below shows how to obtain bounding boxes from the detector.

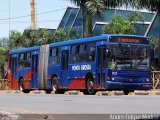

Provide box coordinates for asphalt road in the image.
[0,93,160,120]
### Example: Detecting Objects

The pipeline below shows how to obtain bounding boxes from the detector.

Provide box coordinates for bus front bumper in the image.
[106,81,152,90]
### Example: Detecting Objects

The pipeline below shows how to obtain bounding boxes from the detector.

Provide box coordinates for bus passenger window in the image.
[25,52,31,67]
[19,54,24,68]
[49,48,60,65]
[18,52,31,68]
[70,46,77,63]
[87,43,96,61]
[79,44,86,62]
[11,56,18,74]
[19,61,24,68]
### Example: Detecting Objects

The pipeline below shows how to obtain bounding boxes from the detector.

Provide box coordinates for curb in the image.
[64,91,84,96]
[29,90,46,94]
[95,91,114,96]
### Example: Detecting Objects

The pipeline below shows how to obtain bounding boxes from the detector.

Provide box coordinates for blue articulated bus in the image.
[7,34,152,95]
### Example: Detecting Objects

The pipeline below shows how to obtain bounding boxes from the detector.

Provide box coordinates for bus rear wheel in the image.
[19,78,24,92]
[86,77,95,95]
[123,90,134,95]
[52,77,58,93]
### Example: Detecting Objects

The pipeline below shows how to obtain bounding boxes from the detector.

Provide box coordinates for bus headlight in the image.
[146,79,149,82]
[112,78,115,81]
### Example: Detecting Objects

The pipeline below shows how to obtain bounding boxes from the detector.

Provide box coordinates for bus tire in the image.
[19,78,24,92]
[86,77,95,95]
[123,90,134,95]
[52,77,58,93]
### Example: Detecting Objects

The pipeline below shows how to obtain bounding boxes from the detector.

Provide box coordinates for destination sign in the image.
[118,38,139,43]
[109,36,149,44]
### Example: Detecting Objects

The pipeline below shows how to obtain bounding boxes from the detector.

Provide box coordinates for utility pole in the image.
[30,0,36,29]
[9,0,10,39]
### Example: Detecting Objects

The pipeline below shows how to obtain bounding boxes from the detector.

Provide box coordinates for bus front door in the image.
[31,54,38,88]
[97,46,107,88]
[61,50,69,88]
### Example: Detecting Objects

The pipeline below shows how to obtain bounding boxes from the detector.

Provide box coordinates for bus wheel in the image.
[52,77,58,93]
[86,77,95,95]
[19,79,24,92]
[123,90,134,95]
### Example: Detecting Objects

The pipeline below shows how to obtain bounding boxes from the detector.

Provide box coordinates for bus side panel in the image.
[24,69,32,89]
[68,78,85,89]
[7,55,13,88]
[66,64,85,89]
[47,65,61,89]
[7,69,14,89]
[67,63,96,89]
[16,68,32,90]
[7,72,19,90]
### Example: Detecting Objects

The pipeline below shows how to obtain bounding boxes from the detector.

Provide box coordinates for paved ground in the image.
[0,93,160,120]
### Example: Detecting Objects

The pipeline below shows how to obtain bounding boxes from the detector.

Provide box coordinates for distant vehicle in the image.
[7,34,152,95]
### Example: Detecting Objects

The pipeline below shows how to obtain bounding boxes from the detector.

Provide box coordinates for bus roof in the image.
[9,34,148,54]
[9,46,40,54]
[49,34,148,47]
[49,34,109,47]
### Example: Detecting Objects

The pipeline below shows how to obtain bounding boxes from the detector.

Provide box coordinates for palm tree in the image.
[67,0,153,37]
[66,0,88,38]
[85,0,106,19]
[85,0,106,36]
[66,0,122,37]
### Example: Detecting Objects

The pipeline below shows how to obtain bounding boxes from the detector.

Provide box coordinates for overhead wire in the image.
[0,8,67,21]
[0,20,60,24]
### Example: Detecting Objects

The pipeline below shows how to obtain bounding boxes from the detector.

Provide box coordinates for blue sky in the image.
[0,0,75,38]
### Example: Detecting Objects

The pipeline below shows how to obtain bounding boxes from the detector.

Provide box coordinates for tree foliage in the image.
[149,36,159,48]
[53,28,78,42]
[85,0,106,19]
[0,38,9,78]
[85,0,106,37]
[101,12,144,34]
[7,28,78,50]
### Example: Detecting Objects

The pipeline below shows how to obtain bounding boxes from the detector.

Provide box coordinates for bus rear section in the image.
[7,46,41,91]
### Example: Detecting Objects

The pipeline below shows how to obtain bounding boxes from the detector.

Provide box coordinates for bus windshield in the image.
[108,44,150,71]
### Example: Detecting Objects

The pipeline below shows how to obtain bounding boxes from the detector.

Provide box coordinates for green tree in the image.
[66,0,87,37]
[7,28,78,49]
[33,28,53,45]
[127,12,144,23]
[0,38,9,78]
[0,47,7,78]
[149,36,159,70]
[149,36,159,48]
[85,0,106,36]
[8,31,23,49]
[85,0,106,19]
[53,28,78,42]
[101,15,135,34]
[101,12,144,34]
[21,28,53,47]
